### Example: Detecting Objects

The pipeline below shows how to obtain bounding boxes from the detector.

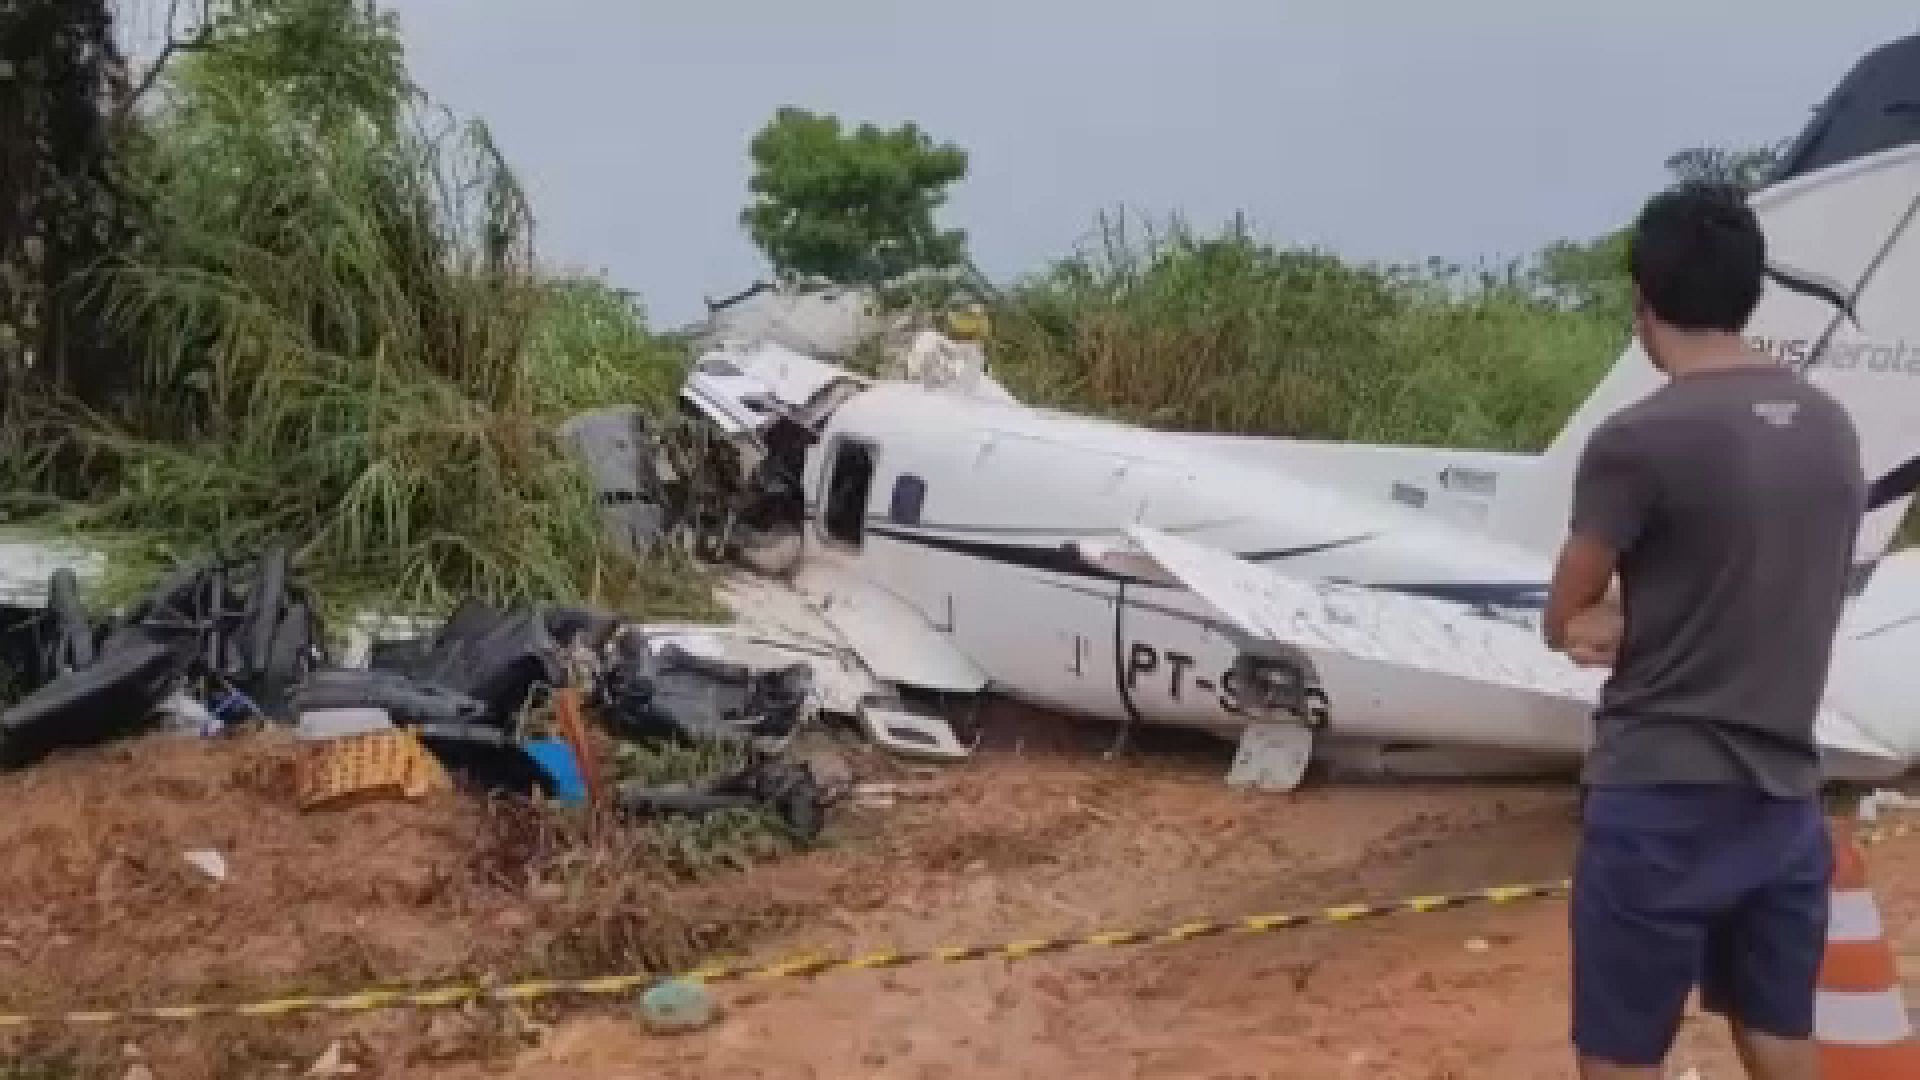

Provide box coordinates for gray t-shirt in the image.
[1570,364,1865,796]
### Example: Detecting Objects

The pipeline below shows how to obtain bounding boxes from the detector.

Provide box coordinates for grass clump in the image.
[475,780,815,980]
[0,1057,80,1080]
[527,277,689,418]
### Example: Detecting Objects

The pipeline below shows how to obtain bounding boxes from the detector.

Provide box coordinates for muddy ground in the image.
[2,707,1916,1079]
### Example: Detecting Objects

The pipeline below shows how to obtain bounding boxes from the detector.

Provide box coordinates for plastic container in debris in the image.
[525,738,586,804]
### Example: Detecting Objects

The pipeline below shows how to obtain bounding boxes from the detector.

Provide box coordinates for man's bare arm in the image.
[1545,532,1619,653]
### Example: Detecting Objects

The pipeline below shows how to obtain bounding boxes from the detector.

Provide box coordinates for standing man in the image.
[1544,184,1867,1079]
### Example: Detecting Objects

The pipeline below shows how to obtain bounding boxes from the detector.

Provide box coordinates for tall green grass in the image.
[527,277,688,418]
[989,211,1624,450]
[988,214,1920,547]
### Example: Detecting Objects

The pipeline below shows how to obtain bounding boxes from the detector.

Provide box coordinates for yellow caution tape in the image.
[0,879,1572,1029]
[0,815,1905,1030]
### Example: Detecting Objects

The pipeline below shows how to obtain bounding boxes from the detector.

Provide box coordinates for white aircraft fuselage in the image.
[803,382,1570,750]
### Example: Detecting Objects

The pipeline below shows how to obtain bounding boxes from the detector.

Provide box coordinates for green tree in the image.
[1530,141,1787,320]
[1,0,145,417]
[168,0,415,133]
[1662,142,1787,193]
[1535,231,1632,323]
[740,107,970,288]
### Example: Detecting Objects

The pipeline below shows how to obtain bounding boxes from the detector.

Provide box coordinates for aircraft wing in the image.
[1075,526,1607,755]
[1084,526,1915,777]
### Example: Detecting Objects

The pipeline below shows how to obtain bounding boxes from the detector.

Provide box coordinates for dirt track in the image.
[2,712,1916,1079]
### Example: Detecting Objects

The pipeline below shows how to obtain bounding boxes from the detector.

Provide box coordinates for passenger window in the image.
[823,440,876,547]
[890,474,926,525]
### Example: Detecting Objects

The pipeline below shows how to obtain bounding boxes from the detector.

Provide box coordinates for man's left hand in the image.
[1562,604,1622,668]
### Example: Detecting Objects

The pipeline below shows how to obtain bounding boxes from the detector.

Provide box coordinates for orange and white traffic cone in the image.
[1815,820,1920,1077]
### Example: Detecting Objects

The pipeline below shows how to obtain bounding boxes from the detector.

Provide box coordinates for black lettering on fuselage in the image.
[1166,652,1195,700]
[1126,643,1159,688]
[1124,640,1328,722]
[1219,665,1244,715]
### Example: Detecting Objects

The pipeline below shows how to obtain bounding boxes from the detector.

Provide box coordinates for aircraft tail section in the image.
[1489,34,1920,576]
[1824,548,1920,778]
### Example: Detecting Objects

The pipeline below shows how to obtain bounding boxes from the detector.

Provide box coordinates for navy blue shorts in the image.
[1570,784,1832,1067]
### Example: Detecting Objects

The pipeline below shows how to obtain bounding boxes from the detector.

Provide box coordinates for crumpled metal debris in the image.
[0,547,322,769]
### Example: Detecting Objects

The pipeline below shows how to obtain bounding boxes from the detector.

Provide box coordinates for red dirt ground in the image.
[2,711,1916,1079]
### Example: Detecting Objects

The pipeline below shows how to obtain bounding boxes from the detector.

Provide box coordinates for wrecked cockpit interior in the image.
[567,307,1006,578]
[547,317,1015,765]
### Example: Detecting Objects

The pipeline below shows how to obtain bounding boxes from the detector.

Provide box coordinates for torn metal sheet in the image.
[557,405,670,558]
[687,280,889,359]
[0,535,106,608]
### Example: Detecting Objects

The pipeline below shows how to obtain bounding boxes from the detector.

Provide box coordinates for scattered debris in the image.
[558,406,673,559]
[525,737,588,804]
[0,529,864,863]
[296,730,452,811]
[636,978,718,1035]
[0,548,319,769]
[1858,788,1920,822]
[595,626,814,748]
[545,686,602,807]
[305,1039,358,1077]
[685,277,887,360]
[853,782,938,808]
[1227,722,1316,792]
[181,848,228,883]
[617,753,840,843]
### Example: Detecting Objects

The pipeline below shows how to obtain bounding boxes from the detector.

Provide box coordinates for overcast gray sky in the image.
[126,2,1920,327]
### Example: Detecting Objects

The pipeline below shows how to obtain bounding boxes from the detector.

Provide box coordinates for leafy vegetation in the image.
[989,210,1626,450]
[0,0,145,417]
[0,1055,79,1080]
[987,143,1789,451]
[742,107,971,293]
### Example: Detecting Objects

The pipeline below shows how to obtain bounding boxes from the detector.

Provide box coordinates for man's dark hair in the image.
[1626,183,1766,333]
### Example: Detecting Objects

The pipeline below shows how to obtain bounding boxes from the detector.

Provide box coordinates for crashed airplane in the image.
[4,34,1919,794]
[599,32,1920,789]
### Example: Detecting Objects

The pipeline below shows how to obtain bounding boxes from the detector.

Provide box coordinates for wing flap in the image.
[1095,526,1905,776]
[1111,525,1604,702]
[1081,526,1605,754]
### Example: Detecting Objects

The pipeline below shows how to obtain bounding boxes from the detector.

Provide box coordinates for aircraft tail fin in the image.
[1489,34,1920,580]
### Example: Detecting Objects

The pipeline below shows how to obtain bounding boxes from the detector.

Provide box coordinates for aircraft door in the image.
[817,436,878,550]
